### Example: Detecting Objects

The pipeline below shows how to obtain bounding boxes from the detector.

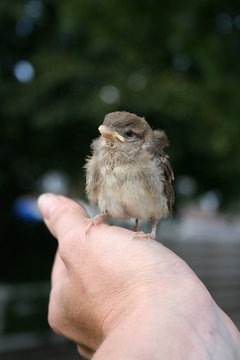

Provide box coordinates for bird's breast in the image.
[97,162,169,221]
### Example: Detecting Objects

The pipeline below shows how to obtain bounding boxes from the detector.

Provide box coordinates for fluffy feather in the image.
[85,111,174,237]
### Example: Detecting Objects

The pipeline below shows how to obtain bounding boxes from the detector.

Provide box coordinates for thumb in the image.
[37,193,89,241]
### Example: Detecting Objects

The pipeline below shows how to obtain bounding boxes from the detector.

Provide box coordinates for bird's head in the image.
[98,111,154,154]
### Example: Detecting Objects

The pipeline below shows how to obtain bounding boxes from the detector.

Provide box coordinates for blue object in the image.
[13,196,42,223]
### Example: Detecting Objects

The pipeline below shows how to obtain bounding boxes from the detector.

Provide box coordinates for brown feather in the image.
[85,111,175,232]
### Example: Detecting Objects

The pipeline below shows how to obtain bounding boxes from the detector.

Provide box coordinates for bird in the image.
[85,111,174,239]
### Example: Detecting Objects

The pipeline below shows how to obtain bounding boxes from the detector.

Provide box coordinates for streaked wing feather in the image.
[159,153,175,213]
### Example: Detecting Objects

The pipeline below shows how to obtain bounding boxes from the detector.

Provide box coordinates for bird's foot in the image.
[84,213,109,237]
[132,217,158,240]
[134,218,139,232]
[150,218,158,240]
[132,231,154,241]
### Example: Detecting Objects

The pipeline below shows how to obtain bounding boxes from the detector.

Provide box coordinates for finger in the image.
[37,193,91,241]
[51,249,68,286]
[37,194,137,252]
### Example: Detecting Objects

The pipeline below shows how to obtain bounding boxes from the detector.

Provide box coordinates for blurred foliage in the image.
[0,0,240,280]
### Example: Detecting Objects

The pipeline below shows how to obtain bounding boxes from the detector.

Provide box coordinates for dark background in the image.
[1,0,240,358]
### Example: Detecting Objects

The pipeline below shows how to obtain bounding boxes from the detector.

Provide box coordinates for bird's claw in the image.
[132,231,154,241]
[84,213,109,237]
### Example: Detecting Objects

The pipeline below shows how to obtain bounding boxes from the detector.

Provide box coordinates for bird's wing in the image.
[85,155,101,204]
[153,130,175,213]
[159,152,175,213]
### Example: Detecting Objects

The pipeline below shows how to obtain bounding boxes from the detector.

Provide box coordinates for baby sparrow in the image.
[85,111,174,239]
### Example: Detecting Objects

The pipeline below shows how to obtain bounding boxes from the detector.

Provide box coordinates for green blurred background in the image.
[1,0,240,358]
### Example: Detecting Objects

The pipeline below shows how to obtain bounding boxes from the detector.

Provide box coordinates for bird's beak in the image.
[98,125,125,143]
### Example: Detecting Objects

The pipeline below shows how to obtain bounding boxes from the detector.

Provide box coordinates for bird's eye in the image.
[125,130,135,138]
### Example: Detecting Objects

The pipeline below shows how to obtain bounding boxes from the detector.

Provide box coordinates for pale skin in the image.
[38,194,240,360]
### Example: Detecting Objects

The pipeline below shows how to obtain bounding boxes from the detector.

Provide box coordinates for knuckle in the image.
[47,310,57,332]
[58,238,73,262]
[48,314,64,337]
[58,226,85,265]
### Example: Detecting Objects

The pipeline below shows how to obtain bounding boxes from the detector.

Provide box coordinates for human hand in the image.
[38,194,240,359]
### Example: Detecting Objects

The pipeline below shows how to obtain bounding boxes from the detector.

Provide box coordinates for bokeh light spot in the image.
[99,85,119,104]
[235,15,240,30]
[175,175,197,197]
[39,170,70,195]
[172,53,191,72]
[199,191,222,212]
[16,17,33,37]
[13,60,35,83]
[216,12,232,34]
[13,196,42,223]
[25,0,43,19]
